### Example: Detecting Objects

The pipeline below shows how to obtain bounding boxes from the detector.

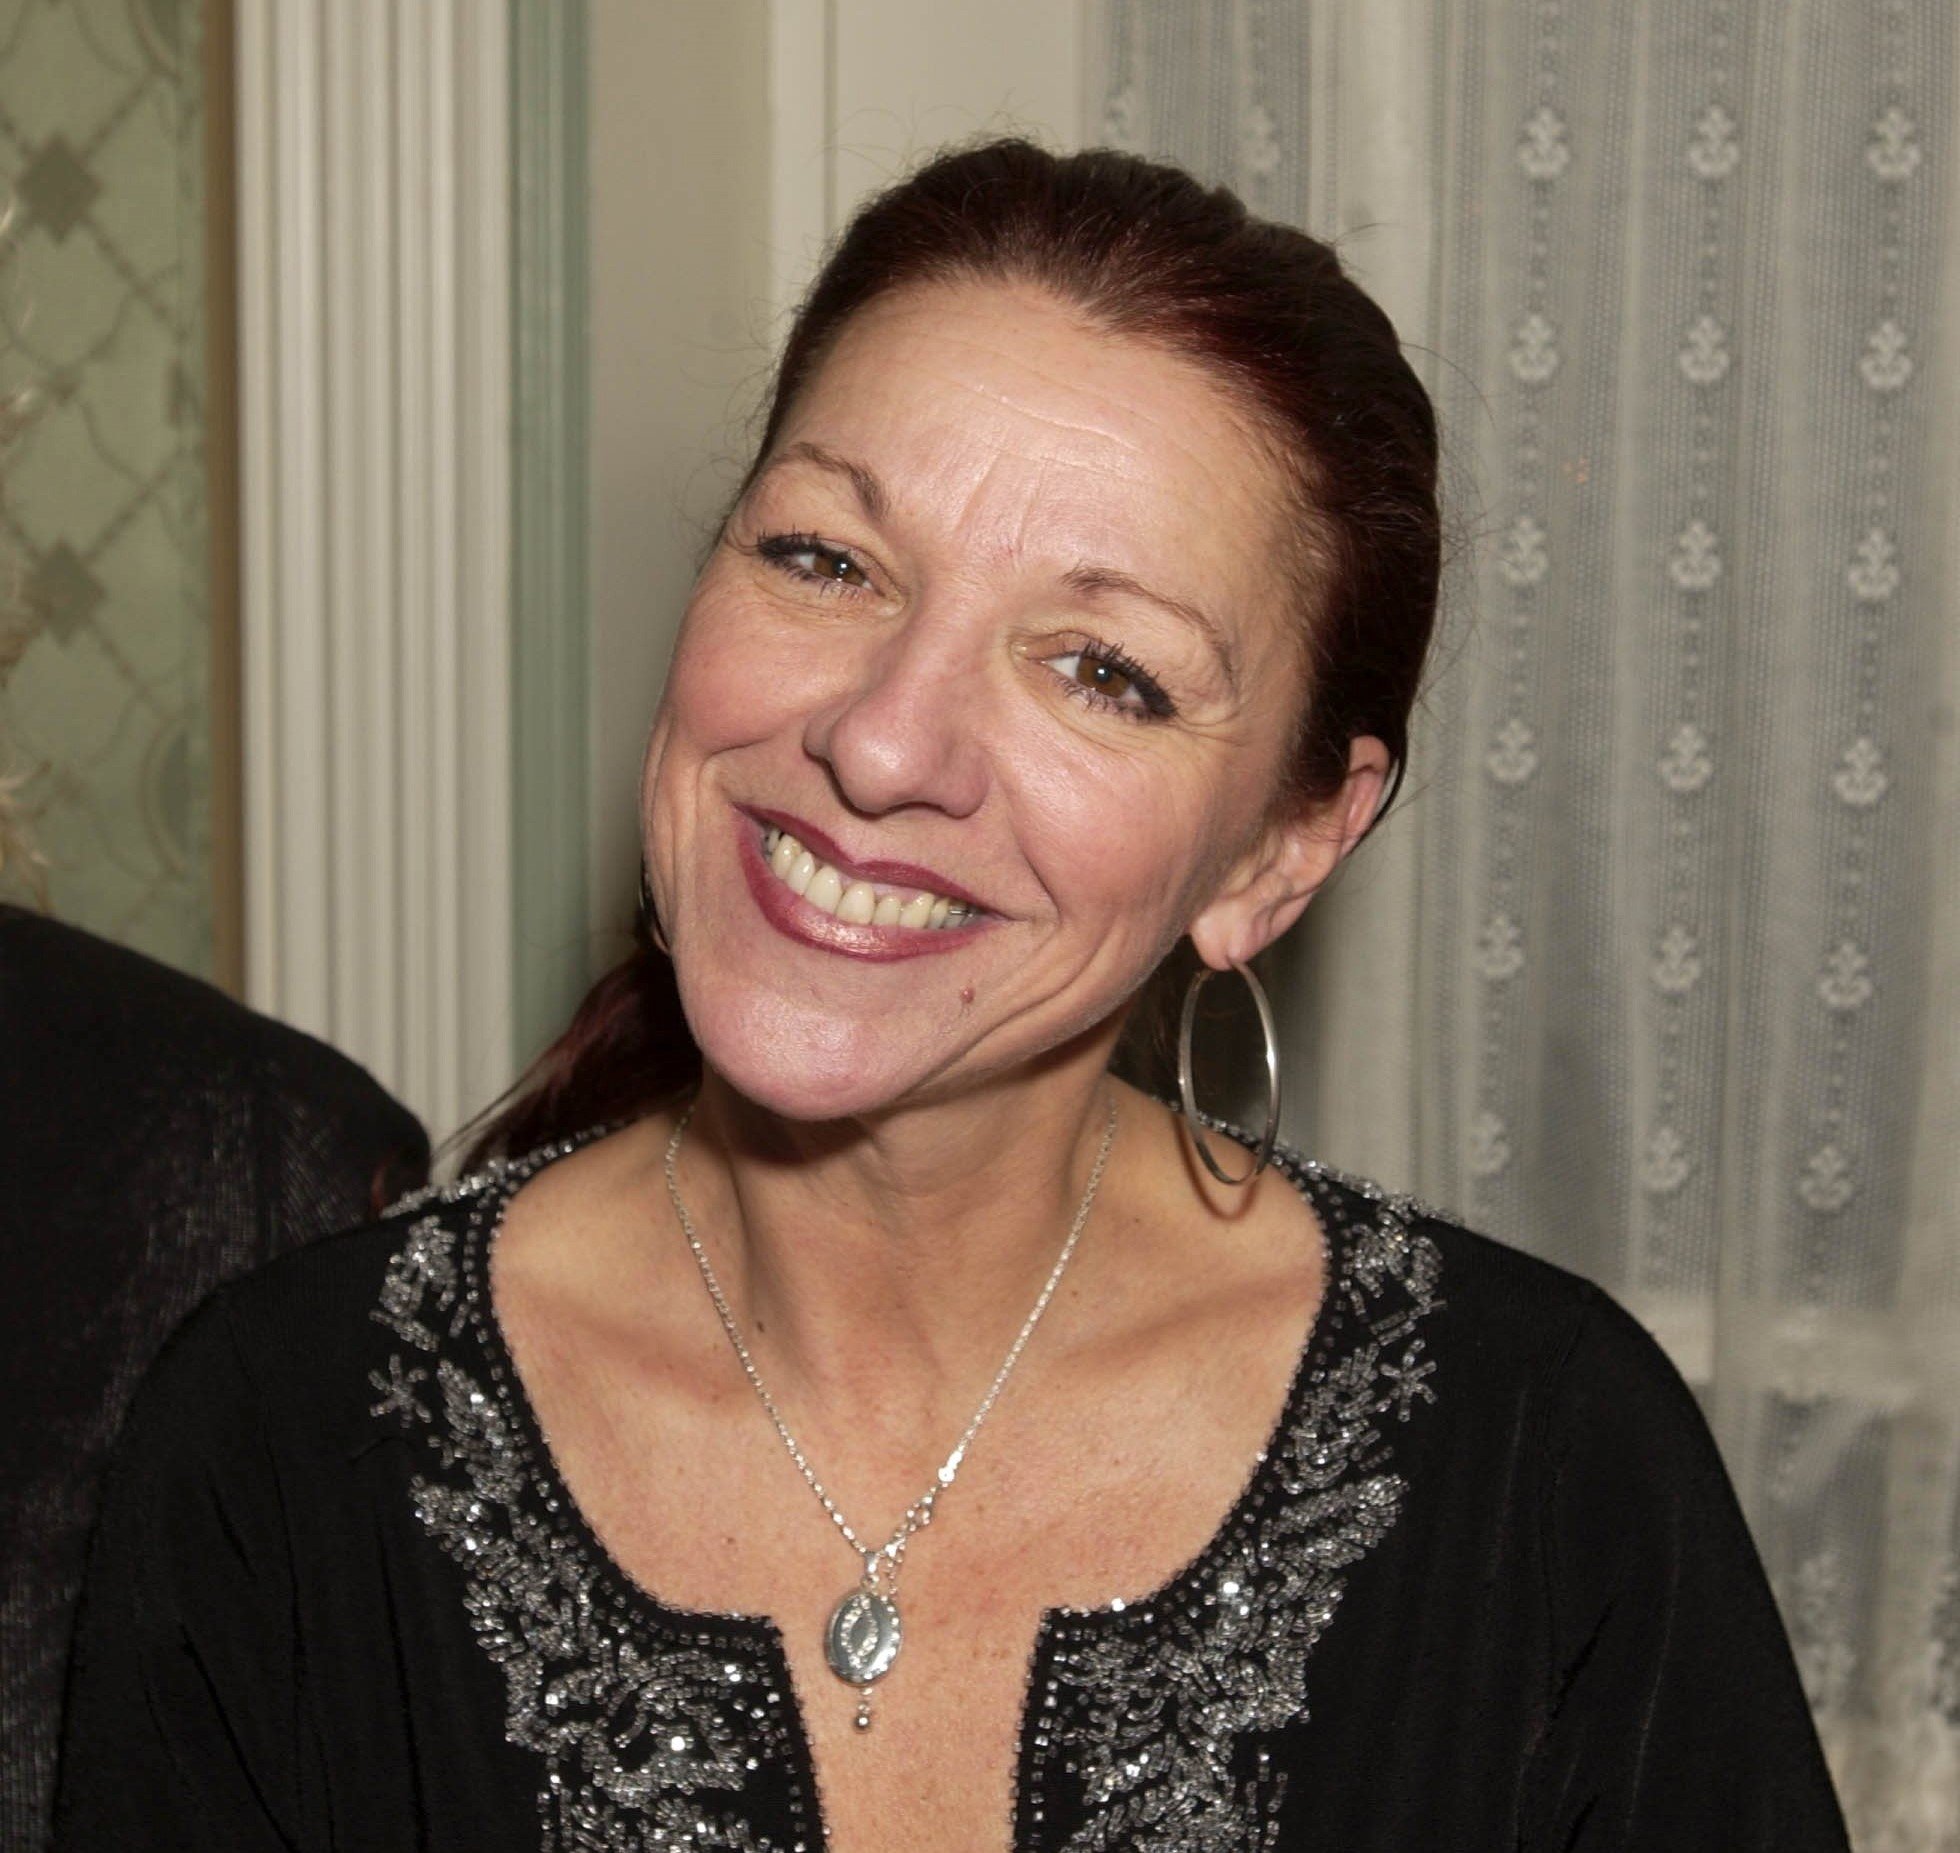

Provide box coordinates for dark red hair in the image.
[463,137,1440,1168]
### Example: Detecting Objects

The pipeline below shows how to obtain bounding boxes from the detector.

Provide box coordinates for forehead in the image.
[771,280,1292,587]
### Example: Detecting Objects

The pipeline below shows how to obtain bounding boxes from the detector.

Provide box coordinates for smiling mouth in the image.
[757,823,982,930]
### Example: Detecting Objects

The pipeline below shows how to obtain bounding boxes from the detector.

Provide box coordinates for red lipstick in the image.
[734,811,995,962]
[738,805,992,912]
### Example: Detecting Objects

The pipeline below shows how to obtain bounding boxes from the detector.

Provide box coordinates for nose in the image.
[801,609,992,820]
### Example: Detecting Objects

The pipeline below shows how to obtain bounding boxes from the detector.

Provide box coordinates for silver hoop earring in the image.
[1176,956,1282,1186]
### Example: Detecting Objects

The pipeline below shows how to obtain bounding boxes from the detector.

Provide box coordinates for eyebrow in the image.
[755,440,889,523]
[754,441,1243,697]
[1063,564,1243,698]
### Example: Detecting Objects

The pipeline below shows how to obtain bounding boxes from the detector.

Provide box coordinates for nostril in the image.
[797,624,994,823]
[820,704,991,825]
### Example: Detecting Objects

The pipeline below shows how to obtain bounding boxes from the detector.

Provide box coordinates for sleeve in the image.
[1520,1285,1852,1852]
[52,1287,311,1852]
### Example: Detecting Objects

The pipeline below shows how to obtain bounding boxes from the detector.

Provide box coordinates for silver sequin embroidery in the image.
[1024,1147,1445,1851]
[370,1129,1444,1852]
[370,1139,805,1852]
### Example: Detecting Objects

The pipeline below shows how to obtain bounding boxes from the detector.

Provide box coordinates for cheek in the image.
[658,586,819,750]
[640,587,817,889]
[642,581,855,829]
[1009,737,1228,941]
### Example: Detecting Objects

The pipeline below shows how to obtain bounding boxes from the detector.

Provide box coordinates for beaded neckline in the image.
[371,1113,1446,1850]
[462,1117,1356,1638]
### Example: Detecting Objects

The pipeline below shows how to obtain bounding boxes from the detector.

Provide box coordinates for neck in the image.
[669,1050,1126,1427]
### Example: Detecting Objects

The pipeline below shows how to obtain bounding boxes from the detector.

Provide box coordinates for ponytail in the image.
[458,917,699,1171]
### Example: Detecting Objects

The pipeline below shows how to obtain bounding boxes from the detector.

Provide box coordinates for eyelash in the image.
[749,529,1177,723]
[1053,636,1177,722]
[753,530,869,593]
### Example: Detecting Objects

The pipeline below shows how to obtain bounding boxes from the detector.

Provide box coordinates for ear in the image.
[1186,736,1392,969]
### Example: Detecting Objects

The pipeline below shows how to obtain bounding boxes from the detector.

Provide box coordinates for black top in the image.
[53,1124,1850,1851]
[1,906,427,1853]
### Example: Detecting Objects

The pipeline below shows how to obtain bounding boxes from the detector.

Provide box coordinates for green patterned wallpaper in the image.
[0,0,214,977]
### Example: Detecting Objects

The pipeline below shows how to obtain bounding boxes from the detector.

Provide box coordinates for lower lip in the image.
[735,817,994,962]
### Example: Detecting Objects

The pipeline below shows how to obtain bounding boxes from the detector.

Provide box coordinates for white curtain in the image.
[1093,2,1960,1843]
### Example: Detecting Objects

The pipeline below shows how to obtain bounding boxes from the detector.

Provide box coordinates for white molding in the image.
[762,0,1093,321]
[766,0,833,321]
[236,0,513,1142]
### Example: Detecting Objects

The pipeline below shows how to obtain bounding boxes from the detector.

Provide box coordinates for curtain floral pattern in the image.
[1096,2,1960,1843]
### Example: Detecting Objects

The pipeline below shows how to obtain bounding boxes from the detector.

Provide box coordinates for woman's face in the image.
[641,279,1358,1120]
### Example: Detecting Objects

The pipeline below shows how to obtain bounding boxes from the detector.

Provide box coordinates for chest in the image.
[518,1333,1294,1852]
[362,1166,1454,1852]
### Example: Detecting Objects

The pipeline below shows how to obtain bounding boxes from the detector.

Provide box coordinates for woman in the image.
[56,140,1847,1851]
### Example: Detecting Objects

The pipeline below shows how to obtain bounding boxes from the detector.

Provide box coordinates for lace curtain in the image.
[1093,3,1960,1843]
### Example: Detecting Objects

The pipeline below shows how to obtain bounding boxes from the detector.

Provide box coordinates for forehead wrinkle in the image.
[933,369,1163,459]
[918,359,1231,499]
[876,297,1231,440]
[825,278,1282,491]
[842,313,1238,486]
[909,442,1162,589]
[803,308,1265,524]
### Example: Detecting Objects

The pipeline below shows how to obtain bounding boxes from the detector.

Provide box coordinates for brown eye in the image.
[820,548,872,588]
[755,532,874,591]
[1041,644,1176,721]
[1072,655,1133,700]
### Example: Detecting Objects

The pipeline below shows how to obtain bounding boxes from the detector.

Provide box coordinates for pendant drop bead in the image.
[825,1586,902,1685]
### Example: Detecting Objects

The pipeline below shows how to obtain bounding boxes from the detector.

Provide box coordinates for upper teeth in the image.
[761,826,976,928]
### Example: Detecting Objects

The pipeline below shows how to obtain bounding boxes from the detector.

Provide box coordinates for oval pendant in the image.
[824,1587,902,1685]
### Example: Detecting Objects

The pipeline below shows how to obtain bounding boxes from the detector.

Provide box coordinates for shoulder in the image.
[119,1207,437,1423]
[1291,1162,1758,1609]
[115,1163,516,1468]
[1291,1154,1598,1367]
[227,1161,515,1356]
[1317,1162,1732,1530]
[1,905,410,1115]
[1289,1151,1705,1454]
[0,905,428,1216]
[208,1130,624,1410]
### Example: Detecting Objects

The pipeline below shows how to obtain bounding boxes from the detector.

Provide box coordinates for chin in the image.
[679,976,942,1124]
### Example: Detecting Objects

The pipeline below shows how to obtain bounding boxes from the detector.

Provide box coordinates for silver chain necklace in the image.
[662,1090,1118,1732]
